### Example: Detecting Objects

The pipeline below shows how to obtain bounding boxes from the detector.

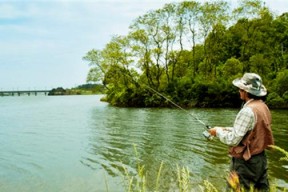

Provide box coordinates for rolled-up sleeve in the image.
[216,107,255,146]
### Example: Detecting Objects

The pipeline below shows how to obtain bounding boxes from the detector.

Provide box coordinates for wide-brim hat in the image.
[232,73,267,96]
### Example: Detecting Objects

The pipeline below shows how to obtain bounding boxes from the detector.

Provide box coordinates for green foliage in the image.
[271,70,288,96]
[266,92,285,108]
[83,49,105,83]
[75,83,105,94]
[48,87,66,96]
[249,54,270,76]
[48,84,105,96]
[283,91,288,102]
[221,57,243,78]
[83,0,288,109]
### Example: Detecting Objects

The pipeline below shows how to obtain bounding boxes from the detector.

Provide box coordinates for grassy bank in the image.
[105,145,288,192]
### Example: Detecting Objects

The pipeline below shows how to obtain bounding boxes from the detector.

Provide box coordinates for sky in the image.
[0,0,288,91]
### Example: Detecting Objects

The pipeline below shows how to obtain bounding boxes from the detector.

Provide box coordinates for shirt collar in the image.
[243,99,254,107]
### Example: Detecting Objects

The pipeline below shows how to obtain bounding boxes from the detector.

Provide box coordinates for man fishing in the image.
[208,73,274,191]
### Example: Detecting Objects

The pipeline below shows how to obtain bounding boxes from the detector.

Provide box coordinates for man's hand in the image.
[208,127,217,136]
[209,127,229,136]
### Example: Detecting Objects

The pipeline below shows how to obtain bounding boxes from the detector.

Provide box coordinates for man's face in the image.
[239,89,246,100]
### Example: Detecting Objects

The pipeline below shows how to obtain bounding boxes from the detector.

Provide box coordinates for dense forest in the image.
[83,0,288,109]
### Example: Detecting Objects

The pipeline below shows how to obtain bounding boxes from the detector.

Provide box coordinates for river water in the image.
[0,95,287,192]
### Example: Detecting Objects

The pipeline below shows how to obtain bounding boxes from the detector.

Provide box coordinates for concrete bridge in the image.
[0,90,51,96]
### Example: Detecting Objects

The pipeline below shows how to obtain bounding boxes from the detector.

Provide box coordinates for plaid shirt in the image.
[216,99,255,146]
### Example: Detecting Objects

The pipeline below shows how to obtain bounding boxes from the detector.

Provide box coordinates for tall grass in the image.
[177,165,191,192]
[110,145,288,192]
[269,145,288,162]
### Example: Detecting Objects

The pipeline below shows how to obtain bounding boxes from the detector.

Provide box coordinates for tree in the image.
[231,0,274,72]
[177,1,201,77]
[83,49,105,82]
[249,54,270,76]
[101,35,138,90]
[221,57,243,78]
[198,0,229,78]
[205,23,227,78]
[271,13,288,71]
[83,0,288,108]
[271,70,288,97]
[232,0,265,20]
[130,11,165,90]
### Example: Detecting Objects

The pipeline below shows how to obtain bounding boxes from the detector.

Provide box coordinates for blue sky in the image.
[0,0,288,91]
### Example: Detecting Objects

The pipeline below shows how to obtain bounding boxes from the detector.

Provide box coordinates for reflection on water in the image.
[0,96,287,191]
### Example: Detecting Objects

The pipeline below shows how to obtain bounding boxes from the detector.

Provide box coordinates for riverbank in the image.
[48,84,105,96]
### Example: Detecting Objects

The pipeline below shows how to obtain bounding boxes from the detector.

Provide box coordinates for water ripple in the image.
[1,96,287,191]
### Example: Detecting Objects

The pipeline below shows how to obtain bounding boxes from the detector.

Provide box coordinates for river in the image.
[0,95,287,192]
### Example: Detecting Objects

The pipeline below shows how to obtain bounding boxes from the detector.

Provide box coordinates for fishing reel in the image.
[202,126,214,140]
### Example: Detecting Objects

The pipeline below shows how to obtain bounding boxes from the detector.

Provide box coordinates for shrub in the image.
[266,92,285,108]
[283,91,288,103]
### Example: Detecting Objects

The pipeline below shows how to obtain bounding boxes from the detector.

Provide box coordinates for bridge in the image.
[0,90,51,96]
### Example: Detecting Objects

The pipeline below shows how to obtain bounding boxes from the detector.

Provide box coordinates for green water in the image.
[0,95,287,191]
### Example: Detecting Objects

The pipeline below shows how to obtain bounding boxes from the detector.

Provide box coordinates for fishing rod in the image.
[145,85,213,140]
[110,67,213,139]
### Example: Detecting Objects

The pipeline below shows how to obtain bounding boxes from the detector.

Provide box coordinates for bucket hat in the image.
[232,73,267,96]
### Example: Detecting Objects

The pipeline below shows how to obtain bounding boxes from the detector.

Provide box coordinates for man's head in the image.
[232,73,267,100]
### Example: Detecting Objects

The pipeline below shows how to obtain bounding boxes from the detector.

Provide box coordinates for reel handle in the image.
[202,125,214,140]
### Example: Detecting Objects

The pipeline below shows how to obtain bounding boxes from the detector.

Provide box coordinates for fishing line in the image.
[103,67,213,139]
[145,86,208,128]
[145,85,213,140]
